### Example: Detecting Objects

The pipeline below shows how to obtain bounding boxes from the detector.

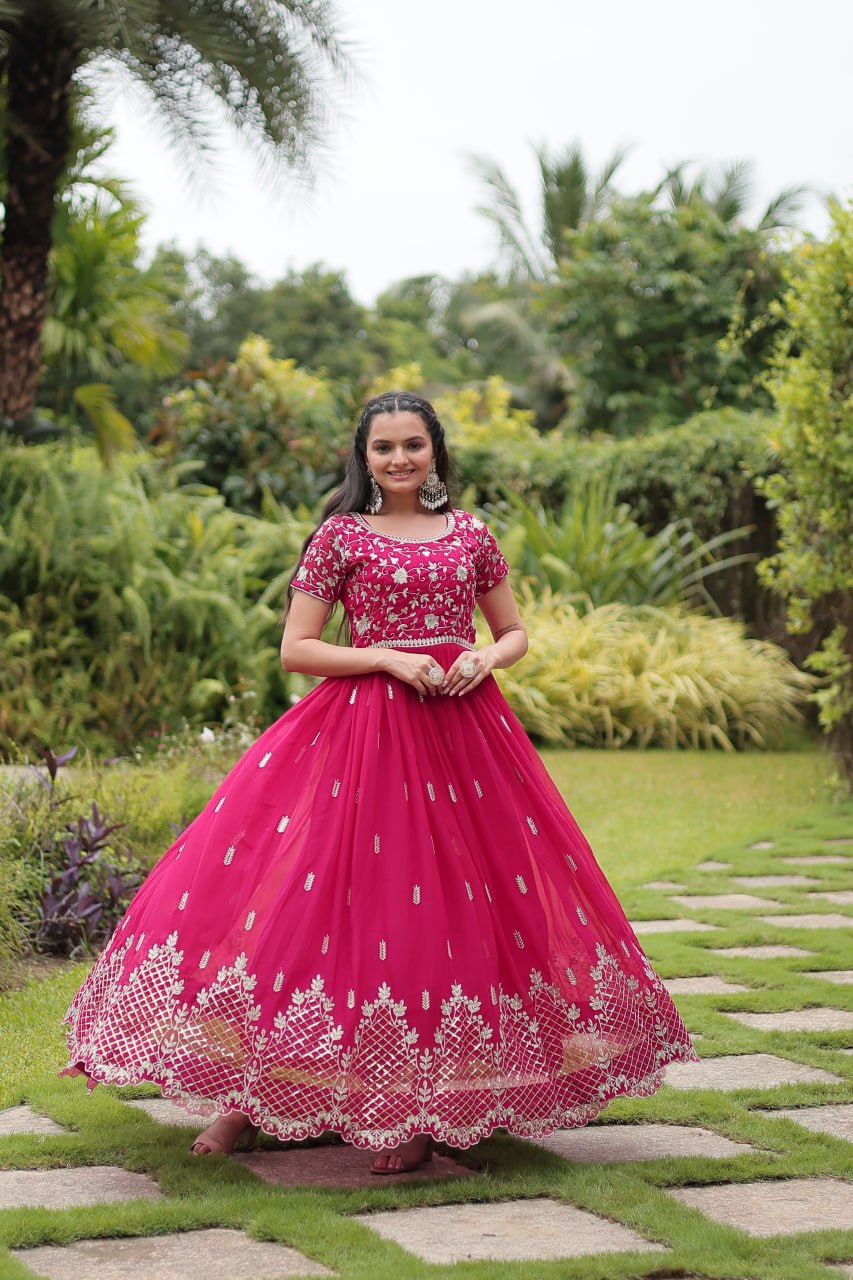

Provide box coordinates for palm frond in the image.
[757,183,810,231]
[468,153,548,280]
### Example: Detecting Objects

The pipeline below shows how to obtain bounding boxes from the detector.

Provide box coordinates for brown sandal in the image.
[370,1135,434,1175]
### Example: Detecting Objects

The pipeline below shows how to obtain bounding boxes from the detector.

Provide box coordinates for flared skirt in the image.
[64,644,697,1148]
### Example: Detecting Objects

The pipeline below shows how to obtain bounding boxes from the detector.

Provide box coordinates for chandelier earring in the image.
[366,467,383,514]
[419,462,448,511]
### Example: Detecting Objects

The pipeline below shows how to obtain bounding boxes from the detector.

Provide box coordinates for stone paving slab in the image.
[664,976,750,995]
[773,1104,853,1143]
[810,890,853,906]
[831,1264,853,1277]
[12,1229,332,1279]
[759,913,853,930]
[748,841,776,850]
[782,855,853,866]
[669,1177,853,1236]
[641,879,686,891]
[733,874,819,887]
[696,860,733,871]
[122,1098,200,1129]
[807,970,853,985]
[670,893,784,910]
[354,1198,667,1264]
[0,1166,161,1210]
[235,1144,477,1187]
[726,1008,853,1033]
[826,837,853,845]
[0,1105,65,1136]
[664,1054,840,1091]
[530,1123,754,1163]
[631,918,717,935]
[712,945,815,959]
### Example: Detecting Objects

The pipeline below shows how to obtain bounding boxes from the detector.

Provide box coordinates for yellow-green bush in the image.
[482,585,812,748]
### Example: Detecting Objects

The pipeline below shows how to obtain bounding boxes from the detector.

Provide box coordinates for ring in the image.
[459,658,476,679]
[427,664,444,685]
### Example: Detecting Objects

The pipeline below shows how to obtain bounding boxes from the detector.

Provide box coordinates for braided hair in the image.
[283,392,452,618]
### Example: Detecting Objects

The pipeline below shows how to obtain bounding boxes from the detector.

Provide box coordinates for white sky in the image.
[101,0,852,304]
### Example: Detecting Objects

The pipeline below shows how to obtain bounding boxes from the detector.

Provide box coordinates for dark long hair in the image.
[282,392,452,620]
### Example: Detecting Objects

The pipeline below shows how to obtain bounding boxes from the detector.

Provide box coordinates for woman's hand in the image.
[443,647,496,697]
[376,649,447,696]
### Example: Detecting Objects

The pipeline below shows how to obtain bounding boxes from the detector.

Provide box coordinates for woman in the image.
[63,392,696,1174]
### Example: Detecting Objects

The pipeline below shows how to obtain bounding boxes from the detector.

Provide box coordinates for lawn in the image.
[1,746,851,1280]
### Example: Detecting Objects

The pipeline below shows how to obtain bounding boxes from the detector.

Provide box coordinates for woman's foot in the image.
[189,1111,258,1156]
[370,1134,433,1175]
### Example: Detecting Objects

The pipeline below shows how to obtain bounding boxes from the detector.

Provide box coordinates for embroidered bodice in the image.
[292,509,509,649]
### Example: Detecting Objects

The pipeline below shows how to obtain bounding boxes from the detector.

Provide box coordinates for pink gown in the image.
[64,509,697,1148]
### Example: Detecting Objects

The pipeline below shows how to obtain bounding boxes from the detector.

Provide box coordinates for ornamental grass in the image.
[486,585,813,749]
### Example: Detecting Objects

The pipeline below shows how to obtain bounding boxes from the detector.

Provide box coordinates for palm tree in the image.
[454,142,627,425]
[469,141,629,281]
[660,159,807,232]
[0,0,347,424]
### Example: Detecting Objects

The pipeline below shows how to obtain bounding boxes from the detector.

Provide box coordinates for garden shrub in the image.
[150,335,348,514]
[483,584,812,748]
[492,481,754,611]
[759,200,853,783]
[0,439,310,757]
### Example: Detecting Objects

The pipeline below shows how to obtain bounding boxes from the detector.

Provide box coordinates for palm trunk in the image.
[0,24,77,423]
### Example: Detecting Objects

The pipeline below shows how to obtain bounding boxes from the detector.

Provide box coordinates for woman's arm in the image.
[443,577,528,696]
[280,592,453,697]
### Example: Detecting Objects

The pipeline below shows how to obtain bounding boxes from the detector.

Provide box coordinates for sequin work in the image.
[63,511,697,1148]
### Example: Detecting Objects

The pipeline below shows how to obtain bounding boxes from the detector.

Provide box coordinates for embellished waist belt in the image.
[365,635,475,651]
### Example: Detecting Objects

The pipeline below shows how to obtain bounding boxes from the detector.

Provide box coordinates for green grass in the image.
[1,749,852,1279]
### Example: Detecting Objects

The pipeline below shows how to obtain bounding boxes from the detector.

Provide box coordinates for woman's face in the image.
[364,411,434,499]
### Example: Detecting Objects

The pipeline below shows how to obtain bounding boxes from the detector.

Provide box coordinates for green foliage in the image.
[434,377,565,498]
[151,336,348,514]
[0,438,310,756]
[759,200,853,780]
[40,194,186,420]
[485,585,811,749]
[600,406,776,535]
[495,481,755,611]
[544,193,790,435]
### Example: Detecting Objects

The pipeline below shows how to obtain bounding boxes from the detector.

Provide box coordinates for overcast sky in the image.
[100,0,851,304]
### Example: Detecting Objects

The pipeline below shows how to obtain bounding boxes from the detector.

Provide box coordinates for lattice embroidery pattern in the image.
[65,934,695,1149]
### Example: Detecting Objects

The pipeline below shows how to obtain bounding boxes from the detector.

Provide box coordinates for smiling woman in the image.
[61,391,697,1177]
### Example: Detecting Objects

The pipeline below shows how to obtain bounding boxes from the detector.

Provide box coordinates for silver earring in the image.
[419,463,447,511]
[366,468,383,514]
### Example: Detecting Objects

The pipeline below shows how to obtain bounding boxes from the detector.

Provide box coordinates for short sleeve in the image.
[292,518,347,604]
[474,520,510,598]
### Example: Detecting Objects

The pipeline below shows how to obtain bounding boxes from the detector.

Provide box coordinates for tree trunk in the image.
[0,24,77,422]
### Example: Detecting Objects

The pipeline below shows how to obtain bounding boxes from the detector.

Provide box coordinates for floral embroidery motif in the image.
[64,928,694,1149]
[290,509,509,650]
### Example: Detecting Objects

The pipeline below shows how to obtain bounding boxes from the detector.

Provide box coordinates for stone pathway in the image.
[0,1105,65,1136]
[630,917,717,934]
[664,1053,841,1091]
[530,1123,753,1163]
[726,1008,853,1033]
[663,976,749,995]
[12,1230,333,1279]
[808,969,853,984]
[773,1103,853,1141]
[353,1199,667,1265]
[3,819,852,1275]
[0,1167,161,1211]
[669,1177,853,1236]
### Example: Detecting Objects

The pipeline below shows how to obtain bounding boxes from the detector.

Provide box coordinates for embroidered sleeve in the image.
[292,518,347,603]
[474,520,510,597]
